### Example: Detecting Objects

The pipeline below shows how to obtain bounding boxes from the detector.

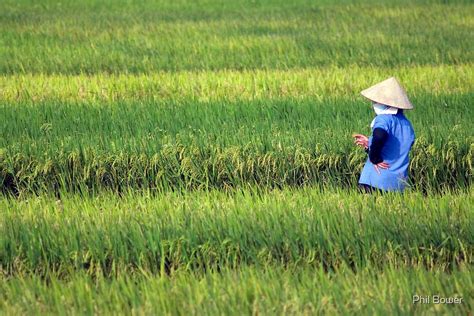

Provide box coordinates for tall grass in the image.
[2,189,473,276]
[1,1,472,193]
[1,139,471,194]
[1,1,473,314]
[2,267,472,315]
[1,94,472,194]
[0,0,472,73]
[1,65,472,102]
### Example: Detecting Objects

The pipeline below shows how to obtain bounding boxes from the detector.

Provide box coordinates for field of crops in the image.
[1,0,473,314]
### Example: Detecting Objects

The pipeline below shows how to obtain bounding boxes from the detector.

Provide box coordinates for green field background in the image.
[1,0,473,315]
[1,0,473,73]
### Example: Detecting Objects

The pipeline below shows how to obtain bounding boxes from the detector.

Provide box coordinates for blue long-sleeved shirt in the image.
[359,112,415,191]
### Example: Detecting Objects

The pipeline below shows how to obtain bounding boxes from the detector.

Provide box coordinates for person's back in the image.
[354,77,416,193]
[359,111,415,191]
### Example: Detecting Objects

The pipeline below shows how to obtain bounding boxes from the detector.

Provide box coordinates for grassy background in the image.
[2,189,473,314]
[0,0,473,73]
[2,267,472,315]
[1,0,472,193]
[3,189,473,275]
[1,68,473,193]
[1,0,473,314]
[1,94,472,193]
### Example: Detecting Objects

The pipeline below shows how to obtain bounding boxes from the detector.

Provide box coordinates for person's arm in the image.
[368,128,388,164]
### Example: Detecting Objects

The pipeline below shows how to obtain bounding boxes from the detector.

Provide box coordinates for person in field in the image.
[353,77,415,193]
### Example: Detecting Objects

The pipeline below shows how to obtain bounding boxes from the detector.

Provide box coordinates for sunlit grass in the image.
[2,188,473,275]
[1,1,473,314]
[1,65,472,102]
[1,266,472,315]
[1,93,472,193]
[0,1,472,73]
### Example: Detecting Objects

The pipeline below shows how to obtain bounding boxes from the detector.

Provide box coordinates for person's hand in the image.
[373,161,390,174]
[352,134,368,149]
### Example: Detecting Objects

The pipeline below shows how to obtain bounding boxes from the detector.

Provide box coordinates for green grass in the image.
[2,189,473,314]
[2,267,472,315]
[1,93,472,194]
[1,1,473,73]
[1,0,473,314]
[1,65,472,102]
[2,189,473,276]
[0,2,472,193]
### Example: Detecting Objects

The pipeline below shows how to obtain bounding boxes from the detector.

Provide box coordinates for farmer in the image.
[353,77,415,193]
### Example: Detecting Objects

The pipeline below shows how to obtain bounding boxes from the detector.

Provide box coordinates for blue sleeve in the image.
[371,115,391,132]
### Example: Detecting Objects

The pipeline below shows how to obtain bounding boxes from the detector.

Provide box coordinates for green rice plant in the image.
[0,0,472,73]
[2,189,473,277]
[1,1,472,193]
[1,94,472,194]
[0,1,473,314]
[1,266,472,315]
[0,141,471,195]
[1,65,472,102]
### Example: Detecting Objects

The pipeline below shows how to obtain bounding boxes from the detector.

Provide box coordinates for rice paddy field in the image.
[1,0,473,314]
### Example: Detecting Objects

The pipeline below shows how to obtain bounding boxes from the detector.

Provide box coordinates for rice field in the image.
[1,0,473,314]
[2,190,474,314]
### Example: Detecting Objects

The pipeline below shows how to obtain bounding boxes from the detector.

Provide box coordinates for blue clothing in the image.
[359,112,415,191]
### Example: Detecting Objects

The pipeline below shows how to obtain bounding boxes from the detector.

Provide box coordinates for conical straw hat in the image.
[361,77,413,110]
